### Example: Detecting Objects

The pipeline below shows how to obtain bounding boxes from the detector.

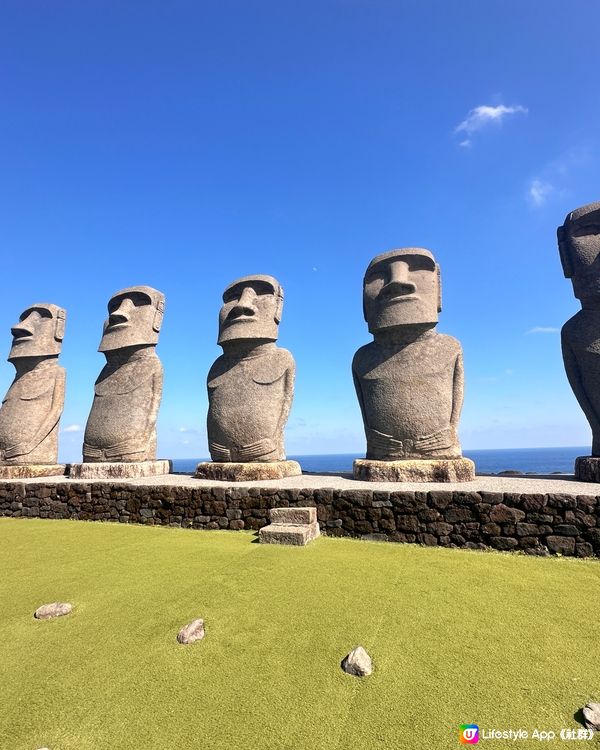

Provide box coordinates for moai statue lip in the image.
[98,285,165,352]
[363,248,441,335]
[217,274,283,346]
[8,303,66,361]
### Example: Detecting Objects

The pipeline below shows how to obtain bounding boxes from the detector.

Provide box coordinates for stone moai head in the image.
[98,286,165,352]
[217,274,284,345]
[363,248,441,334]
[558,202,600,305]
[8,303,66,361]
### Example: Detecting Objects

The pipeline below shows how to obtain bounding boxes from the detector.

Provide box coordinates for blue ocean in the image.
[172,446,588,475]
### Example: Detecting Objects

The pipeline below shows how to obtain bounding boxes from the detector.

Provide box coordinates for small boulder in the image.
[583,702,600,731]
[177,618,205,644]
[34,602,72,620]
[341,645,372,677]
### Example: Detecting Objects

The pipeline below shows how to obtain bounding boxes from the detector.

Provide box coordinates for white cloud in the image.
[528,179,554,207]
[455,104,528,145]
[526,327,560,334]
[527,146,593,209]
[62,424,82,433]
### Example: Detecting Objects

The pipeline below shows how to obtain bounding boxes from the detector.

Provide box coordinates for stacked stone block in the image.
[2,482,600,557]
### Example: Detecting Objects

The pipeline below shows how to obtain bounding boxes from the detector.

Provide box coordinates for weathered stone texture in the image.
[70,460,171,479]
[341,646,373,677]
[195,460,301,482]
[206,275,295,464]
[177,618,205,644]
[353,457,475,483]
[1,482,600,557]
[0,303,66,468]
[34,602,72,619]
[352,249,472,480]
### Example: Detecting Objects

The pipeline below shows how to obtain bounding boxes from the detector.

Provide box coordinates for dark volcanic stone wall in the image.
[1,482,600,557]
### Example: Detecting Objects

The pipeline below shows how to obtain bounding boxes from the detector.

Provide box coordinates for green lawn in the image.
[1,517,600,749]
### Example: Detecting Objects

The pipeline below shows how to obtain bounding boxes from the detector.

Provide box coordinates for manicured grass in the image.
[1,518,600,749]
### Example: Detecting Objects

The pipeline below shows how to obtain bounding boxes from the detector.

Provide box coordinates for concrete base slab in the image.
[575,456,600,483]
[259,521,320,546]
[353,457,475,483]
[0,464,66,479]
[69,460,171,480]
[195,460,301,482]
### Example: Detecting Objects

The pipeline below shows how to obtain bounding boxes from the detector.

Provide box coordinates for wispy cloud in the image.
[526,326,560,334]
[527,146,593,209]
[528,179,555,207]
[455,104,528,146]
[62,423,82,433]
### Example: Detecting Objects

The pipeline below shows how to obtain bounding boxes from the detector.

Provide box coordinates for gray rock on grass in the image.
[34,602,72,620]
[583,702,600,731]
[177,618,205,644]
[341,645,373,677]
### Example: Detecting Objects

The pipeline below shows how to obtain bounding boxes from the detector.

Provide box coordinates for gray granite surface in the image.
[353,249,466,462]
[0,303,66,465]
[207,275,295,463]
[82,286,165,463]
[558,201,600,457]
[0,471,595,496]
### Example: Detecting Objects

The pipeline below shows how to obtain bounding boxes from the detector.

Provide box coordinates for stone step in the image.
[270,506,317,525]
[259,521,320,546]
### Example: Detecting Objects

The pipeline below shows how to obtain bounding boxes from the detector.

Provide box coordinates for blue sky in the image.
[0,1,598,461]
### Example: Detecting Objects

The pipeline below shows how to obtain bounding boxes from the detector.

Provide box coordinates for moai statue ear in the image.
[153,298,165,333]
[436,264,442,313]
[274,289,284,325]
[557,225,574,278]
[55,308,66,341]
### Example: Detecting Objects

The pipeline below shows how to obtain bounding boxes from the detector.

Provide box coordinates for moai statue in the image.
[558,201,600,481]
[352,248,475,482]
[195,274,301,481]
[0,303,67,478]
[69,286,170,479]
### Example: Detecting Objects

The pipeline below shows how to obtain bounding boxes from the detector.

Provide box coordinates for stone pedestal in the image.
[69,459,171,480]
[575,456,600,482]
[195,460,301,482]
[353,457,475,483]
[0,464,66,479]
[259,506,320,546]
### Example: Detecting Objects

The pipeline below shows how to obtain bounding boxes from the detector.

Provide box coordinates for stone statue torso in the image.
[562,310,600,453]
[353,332,461,459]
[84,352,162,460]
[207,347,294,461]
[0,363,64,463]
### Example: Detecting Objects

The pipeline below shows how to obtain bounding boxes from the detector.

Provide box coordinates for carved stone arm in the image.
[3,368,65,461]
[450,350,464,429]
[276,358,296,438]
[562,335,600,440]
